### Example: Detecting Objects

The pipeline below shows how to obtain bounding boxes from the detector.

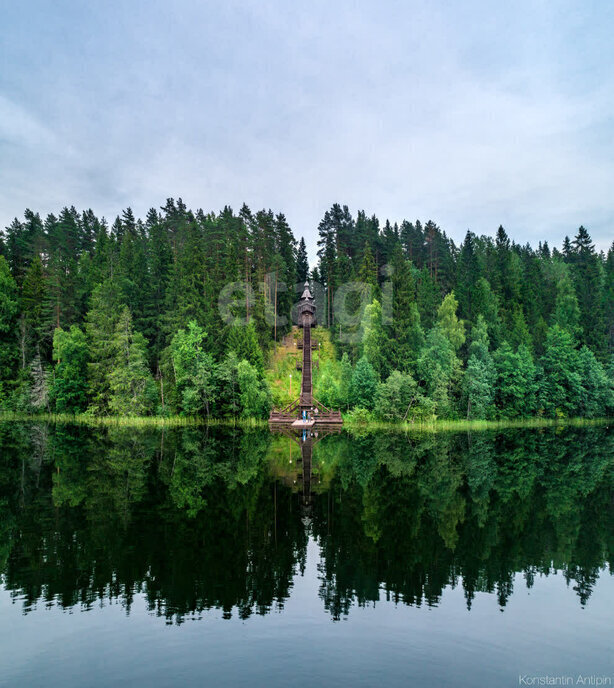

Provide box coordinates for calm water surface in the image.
[1,423,613,687]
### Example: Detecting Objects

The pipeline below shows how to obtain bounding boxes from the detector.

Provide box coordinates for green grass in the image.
[0,412,274,429]
[0,412,610,433]
[0,412,203,428]
[343,415,612,434]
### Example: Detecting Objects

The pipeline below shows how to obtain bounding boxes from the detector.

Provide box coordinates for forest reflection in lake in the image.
[1,422,612,624]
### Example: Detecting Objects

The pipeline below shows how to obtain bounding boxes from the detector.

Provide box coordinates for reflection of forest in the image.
[0,423,612,622]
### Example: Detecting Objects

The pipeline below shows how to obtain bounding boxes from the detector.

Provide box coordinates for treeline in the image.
[0,200,304,417]
[1,200,613,419]
[314,206,614,420]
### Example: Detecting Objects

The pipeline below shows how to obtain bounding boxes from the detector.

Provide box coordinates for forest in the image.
[0,199,613,421]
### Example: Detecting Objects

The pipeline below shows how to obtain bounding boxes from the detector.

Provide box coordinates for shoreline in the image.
[0,412,610,433]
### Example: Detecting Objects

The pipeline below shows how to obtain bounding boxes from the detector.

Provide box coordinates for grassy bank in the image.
[342,415,612,433]
[0,412,610,433]
[0,412,205,428]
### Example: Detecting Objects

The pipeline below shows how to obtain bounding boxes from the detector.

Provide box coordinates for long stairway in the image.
[301,321,312,404]
[268,281,342,426]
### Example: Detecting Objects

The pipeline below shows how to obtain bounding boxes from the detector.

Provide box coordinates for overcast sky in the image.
[1,0,613,261]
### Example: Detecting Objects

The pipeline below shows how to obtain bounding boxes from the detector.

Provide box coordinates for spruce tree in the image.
[85,279,125,413]
[296,237,309,283]
[462,316,495,419]
[108,307,156,416]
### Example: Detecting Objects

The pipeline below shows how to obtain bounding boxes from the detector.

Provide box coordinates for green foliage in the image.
[436,292,465,350]
[227,323,265,373]
[552,264,581,340]
[462,316,495,419]
[108,307,157,415]
[2,201,614,421]
[237,360,271,418]
[494,342,538,418]
[539,325,583,417]
[0,256,18,399]
[375,370,422,421]
[170,321,217,417]
[51,325,89,412]
[86,279,125,412]
[417,326,461,418]
[296,237,309,282]
[349,356,378,410]
[575,346,613,418]
[360,299,389,379]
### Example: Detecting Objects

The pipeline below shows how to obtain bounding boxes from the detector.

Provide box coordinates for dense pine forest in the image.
[0,199,613,421]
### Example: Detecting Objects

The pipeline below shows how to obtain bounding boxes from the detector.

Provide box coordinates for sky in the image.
[1,0,613,261]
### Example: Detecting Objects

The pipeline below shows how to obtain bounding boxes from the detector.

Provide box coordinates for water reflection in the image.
[0,423,612,622]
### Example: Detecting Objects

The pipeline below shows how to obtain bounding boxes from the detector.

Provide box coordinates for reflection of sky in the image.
[2,2,613,260]
[1,539,612,687]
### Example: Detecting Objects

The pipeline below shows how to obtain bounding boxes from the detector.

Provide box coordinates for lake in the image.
[1,423,613,687]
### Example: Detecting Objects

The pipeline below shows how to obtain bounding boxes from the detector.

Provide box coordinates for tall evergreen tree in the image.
[108,307,156,416]
[296,237,309,283]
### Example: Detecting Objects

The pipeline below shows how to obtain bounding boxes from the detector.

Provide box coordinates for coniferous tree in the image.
[386,246,422,371]
[108,307,156,416]
[539,325,583,417]
[493,342,538,418]
[296,237,309,283]
[21,255,48,360]
[576,346,613,418]
[462,316,495,419]
[85,279,125,413]
[571,226,605,356]
[360,299,390,379]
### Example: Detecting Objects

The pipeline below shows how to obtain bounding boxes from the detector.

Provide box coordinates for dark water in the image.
[1,423,613,687]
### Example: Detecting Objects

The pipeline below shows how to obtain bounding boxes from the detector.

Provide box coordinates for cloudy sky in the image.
[1,0,613,260]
